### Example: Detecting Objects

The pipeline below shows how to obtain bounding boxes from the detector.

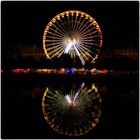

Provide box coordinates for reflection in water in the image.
[2,74,138,138]
[42,82,101,136]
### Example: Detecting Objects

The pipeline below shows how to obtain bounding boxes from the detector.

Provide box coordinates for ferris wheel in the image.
[42,83,101,136]
[43,10,102,65]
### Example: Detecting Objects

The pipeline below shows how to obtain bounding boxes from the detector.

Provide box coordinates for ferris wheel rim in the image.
[43,10,103,64]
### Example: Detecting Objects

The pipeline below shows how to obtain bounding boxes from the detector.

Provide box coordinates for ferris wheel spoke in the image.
[81,43,100,53]
[71,13,74,31]
[81,33,101,39]
[78,45,94,59]
[49,26,65,37]
[52,19,65,34]
[55,20,68,34]
[77,47,89,61]
[45,39,62,43]
[80,28,97,38]
[80,32,99,41]
[80,43,99,54]
[65,19,72,33]
[48,27,64,37]
[77,112,89,127]
[67,15,72,32]
[44,35,65,41]
[59,15,71,33]
[65,14,71,32]
[50,46,65,58]
[80,39,100,43]
[73,14,78,31]
[70,12,75,31]
[73,45,85,65]
[49,115,60,126]
[81,41,100,47]
[47,45,64,55]
[76,17,87,34]
[81,35,100,42]
[77,19,92,34]
[46,41,63,47]
[79,26,97,37]
[54,90,63,98]
[79,44,94,53]
[74,15,83,32]
[78,47,93,57]
[78,21,96,35]
[81,110,94,125]
[81,34,100,40]
[47,44,63,51]
[77,111,88,134]
[53,46,65,57]
[74,105,89,130]
[47,46,64,56]
[58,48,65,58]
[49,45,64,56]
[55,15,68,33]
[51,22,66,36]
[46,30,65,39]
[59,18,70,33]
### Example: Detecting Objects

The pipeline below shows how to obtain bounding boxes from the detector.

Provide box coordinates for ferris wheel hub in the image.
[67,37,77,45]
[66,32,79,43]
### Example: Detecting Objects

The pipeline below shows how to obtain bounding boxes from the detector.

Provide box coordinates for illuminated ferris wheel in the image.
[42,83,101,136]
[43,10,102,65]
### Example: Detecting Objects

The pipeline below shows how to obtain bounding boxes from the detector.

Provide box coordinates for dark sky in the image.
[2,1,139,51]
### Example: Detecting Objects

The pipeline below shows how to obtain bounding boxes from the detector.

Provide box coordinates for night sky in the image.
[2,1,139,51]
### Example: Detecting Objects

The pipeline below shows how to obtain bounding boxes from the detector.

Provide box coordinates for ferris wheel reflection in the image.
[42,82,101,136]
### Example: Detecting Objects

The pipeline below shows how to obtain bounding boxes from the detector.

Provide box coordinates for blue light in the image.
[67,68,74,75]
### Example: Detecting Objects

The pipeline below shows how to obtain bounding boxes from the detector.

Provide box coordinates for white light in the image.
[64,42,73,54]
[72,82,85,105]
[65,95,72,105]
[64,38,77,54]
[73,91,80,104]
[73,45,85,65]
[64,37,85,66]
